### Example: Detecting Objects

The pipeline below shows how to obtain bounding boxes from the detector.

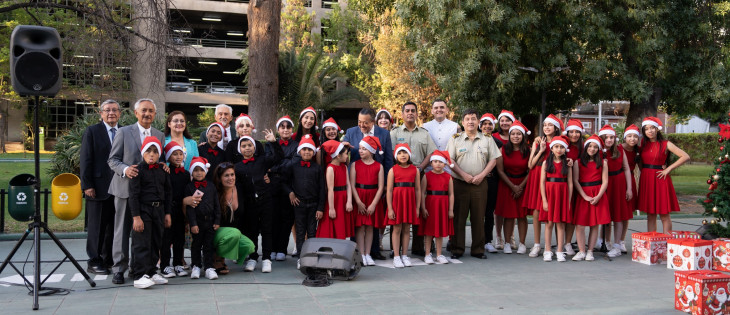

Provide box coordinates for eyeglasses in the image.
[102,109,120,113]
[171,119,185,123]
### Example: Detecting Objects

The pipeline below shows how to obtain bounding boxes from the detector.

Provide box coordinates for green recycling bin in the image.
[8,174,36,222]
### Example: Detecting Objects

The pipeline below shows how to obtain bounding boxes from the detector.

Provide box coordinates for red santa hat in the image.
[497,109,515,122]
[359,136,383,155]
[164,140,185,161]
[623,124,641,139]
[322,117,344,134]
[583,134,606,152]
[276,115,294,130]
[480,113,496,125]
[376,108,393,123]
[206,122,225,138]
[563,118,584,135]
[548,135,570,152]
[642,116,663,131]
[237,135,256,154]
[321,140,347,159]
[296,134,318,154]
[544,114,564,131]
[598,124,616,137]
[508,120,531,135]
[430,150,454,168]
[140,136,162,156]
[189,156,211,174]
[235,113,256,133]
[394,143,412,158]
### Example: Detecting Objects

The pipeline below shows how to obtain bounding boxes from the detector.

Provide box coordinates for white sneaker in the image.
[244,259,256,272]
[608,247,622,258]
[261,259,272,273]
[586,251,595,261]
[205,268,218,280]
[436,255,449,264]
[516,243,527,254]
[393,256,404,268]
[564,244,576,256]
[162,266,176,278]
[296,259,301,270]
[133,275,155,289]
[190,266,201,279]
[572,251,586,261]
[401,255,412,267]
[424,254,435,264]
[529,244,542,258]
[620,240,627,253]
[291,248,298,256]
[495,237,504,250]
[275,253,286,261]
[503,243,512,254]
[362,255,368,266]
[151,274,168,285]
[485,243,498,253]
[594,238,604,251]
[556,252,566,262]
[174,265,188,277]
[365,255,375,266]
[543,251,553,262]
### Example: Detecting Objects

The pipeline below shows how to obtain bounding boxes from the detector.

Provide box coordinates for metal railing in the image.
[173,37,248,49]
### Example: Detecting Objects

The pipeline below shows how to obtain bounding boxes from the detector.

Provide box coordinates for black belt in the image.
[427,190,448,195]
[394,182,415,188]
[355,183,378,190]
[149,201,162,207]
[546,178,567,183]
[333,185,347,191]
[506,171,528,178]
[580,180,601,187]
[608,169,623,176]
[643,164,664,170]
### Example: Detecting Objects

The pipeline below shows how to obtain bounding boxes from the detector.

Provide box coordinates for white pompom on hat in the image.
[322,117,344,134]
[359,136,383,155]
[508,120,531,135]
[297,134,318,154]
[641,116,663,131]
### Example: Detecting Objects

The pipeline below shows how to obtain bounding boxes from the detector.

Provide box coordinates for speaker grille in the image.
[15,52,59,91]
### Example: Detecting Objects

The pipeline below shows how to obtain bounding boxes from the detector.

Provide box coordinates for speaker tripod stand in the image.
[0,95,95,310]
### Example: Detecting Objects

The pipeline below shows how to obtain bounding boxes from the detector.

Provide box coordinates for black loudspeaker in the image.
[299,238,362,280]
[10,25,62,97]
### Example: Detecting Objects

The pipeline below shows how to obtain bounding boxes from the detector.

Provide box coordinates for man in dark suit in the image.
[107,98,165,284]
[80,99,121,275]
[342,107,394,260]
[198,104,235,149]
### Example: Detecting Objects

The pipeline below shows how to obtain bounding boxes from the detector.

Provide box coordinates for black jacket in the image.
[80,122,119,200]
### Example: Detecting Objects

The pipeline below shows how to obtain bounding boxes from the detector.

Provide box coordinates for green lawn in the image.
[671,164,713,196]
[0,152,54,160]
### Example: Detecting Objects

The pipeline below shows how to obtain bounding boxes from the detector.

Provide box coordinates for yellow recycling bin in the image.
[51,173,82,220]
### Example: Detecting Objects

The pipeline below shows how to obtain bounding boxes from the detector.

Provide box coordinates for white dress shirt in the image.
[137,122,151,142]
[103,121,118,143]
[423,119,459,151]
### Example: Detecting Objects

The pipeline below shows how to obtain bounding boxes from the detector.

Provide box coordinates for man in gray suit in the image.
[107,98,165,284]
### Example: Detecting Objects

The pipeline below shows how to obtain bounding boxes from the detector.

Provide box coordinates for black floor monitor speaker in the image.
[10,25,62,97]
[299,238,362,280]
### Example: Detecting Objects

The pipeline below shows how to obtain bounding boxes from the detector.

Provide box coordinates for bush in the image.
[666,133,720,164]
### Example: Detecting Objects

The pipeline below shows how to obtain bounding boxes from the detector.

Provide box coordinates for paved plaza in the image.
[0,217,700,314]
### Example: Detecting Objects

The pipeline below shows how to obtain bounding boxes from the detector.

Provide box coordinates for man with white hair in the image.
[199,104,234,150]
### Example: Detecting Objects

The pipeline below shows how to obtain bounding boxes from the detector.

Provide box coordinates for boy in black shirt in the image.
[129,137,172,289]
[269,116,300,261]
[198,123,226,181]
[160,141,190,278]
[185,156,221,280]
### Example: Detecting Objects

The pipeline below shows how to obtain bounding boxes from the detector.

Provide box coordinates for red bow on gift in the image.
[301,161,310,167]
[148,164,160,170]
[242,157,255,164]
[279,139,289,146]
[194,181,207,188]
[174,167,185,174]
[208,148,218,156]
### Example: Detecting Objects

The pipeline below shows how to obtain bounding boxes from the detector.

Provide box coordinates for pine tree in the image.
[700,112,730,237]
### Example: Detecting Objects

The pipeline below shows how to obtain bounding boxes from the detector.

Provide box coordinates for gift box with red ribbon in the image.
[668,238,713,271]
[675,270,730,315]
[632,232,673,265]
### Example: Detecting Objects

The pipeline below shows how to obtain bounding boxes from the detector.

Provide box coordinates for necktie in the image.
[242,157,255,164]
[300,161,310,167]
[174,167,185,174]
[194,181,207,188]
[208,148,218,156]
[148,164,160,170]
[110,127,116,141]
[279,139,289,146]
[143,129,150,137]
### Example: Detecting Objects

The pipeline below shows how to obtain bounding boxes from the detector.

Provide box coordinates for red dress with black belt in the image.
[419,171,453,237]
[385,164,420,225]
[606,146,633,222]
[638,140,680,214]
[539,162,572,223]
[624,146,639,211]
[353,160,384,227]
[522,142,546,211]
[573,160,611,226]
[495,148,529,218]
[317,163,349,239]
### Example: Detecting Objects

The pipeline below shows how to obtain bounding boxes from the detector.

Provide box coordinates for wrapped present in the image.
[669,230,702,239]
[632,232,673,265]
[675,270,730,315]
[668,238,713,271]
[713,239,730,272]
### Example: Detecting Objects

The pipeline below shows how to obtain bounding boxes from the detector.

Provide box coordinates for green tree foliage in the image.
[699,116,730,237]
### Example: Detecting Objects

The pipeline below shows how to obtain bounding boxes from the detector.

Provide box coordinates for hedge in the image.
[666,133,720,164]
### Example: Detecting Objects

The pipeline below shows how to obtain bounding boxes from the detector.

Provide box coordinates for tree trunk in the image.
[247,0,280,139]
[626,86,662,127]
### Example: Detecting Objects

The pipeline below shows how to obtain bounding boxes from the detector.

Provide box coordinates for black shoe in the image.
[450,254,462,259]
[370,252,386,260]
[389,251,395,258]
[87,264,109,275]
[446,241,452,252]
[112,272,125,284]
[470,253,488,259]
[411,250,426,257]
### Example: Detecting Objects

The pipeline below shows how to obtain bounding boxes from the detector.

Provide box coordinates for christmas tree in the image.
[700,113,730,237]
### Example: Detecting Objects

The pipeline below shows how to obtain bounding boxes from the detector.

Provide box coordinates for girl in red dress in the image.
[495,120,530,254]
[492,110,515,250]
[386,143,421,268]
[350,136,385,266]
[317,117,343,166]
[316,140,353,239]
[540,135,573,262]
[619,124,641,253]
[524,114,564,258]
[562,118,584,255]
[419,150,454,265]
[571,135,610,261]
[638,117,690,233]
[598,125,634,258]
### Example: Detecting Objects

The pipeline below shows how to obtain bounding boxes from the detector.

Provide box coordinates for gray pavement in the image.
[0,218,703,314]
